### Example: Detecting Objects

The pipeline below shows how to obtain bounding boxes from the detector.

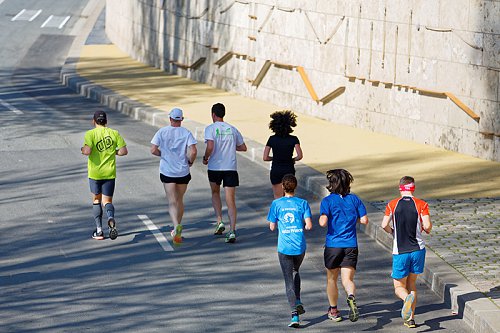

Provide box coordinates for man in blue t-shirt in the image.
[319,169,368,323]
[267,174,312,328]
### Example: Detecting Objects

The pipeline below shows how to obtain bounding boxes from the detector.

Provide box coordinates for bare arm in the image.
[319,214,328,227]
[203,140,214,165]
[187,144,197,166]
[236,143,247,152]
[422,215,432,234]
[304,217,312,230]
[381,215,393,234]
[293,144,303,162]
[263,146,272,161]
[117,146,128,156]
[150,144,161,156]
[81,145,91,156]
[269,222,276,231]
[359,214,369,225]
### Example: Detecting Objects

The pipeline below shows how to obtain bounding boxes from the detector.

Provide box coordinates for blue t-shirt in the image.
[267,196,312,255]
[320,193,367,248]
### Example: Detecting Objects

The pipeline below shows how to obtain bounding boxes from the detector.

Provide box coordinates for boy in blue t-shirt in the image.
[319,169,368,323]
[267,174,312,328]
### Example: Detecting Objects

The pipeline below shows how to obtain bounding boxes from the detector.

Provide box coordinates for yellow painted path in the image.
[78,44,500,201]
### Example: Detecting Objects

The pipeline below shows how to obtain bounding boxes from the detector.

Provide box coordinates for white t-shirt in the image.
[151,126,197,177]
[204,121,244,171]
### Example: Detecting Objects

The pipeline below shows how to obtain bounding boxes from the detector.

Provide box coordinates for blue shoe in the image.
[401,294,415,321]
[288,315,300,328]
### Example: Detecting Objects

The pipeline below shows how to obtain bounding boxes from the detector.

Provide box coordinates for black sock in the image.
[348,294,355,299]
[329,305,337,310]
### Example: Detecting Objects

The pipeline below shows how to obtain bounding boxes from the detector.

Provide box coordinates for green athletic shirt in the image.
[84,126,126,180]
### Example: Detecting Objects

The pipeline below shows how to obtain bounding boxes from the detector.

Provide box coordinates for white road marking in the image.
[0,99,23,114]
[138,215,174,252]
[41,15,71,29]
[11,9,25,21]
[58,16,70,29]
[29,9,42,21]
[11,9,43,21]
[41,15,53,28]
[0,1,5,6]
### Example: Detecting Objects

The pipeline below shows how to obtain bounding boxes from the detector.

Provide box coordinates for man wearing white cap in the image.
[151,107,197,244]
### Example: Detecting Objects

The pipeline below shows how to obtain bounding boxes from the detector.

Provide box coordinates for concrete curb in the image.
[60,5,500,333]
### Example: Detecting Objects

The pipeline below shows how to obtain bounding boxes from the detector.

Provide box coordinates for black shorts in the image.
[208,170,239,187]
[270,166,295,185]
[324,247,358,270]
[89,178,115,196]
[160,173,192,184]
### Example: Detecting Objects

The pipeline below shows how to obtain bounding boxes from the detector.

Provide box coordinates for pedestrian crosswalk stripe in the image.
[41,15,53,28]
[41,15,71,29]
[11,9,42,21]
[11,9,26,21]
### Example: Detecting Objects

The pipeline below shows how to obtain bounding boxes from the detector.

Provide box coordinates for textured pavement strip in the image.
[371,198,500,308]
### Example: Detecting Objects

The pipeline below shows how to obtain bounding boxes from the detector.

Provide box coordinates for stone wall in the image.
[105,0,500,161]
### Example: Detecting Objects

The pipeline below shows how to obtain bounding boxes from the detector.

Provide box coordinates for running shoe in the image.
[401,293,415,321]
[171,224,183,244]
[225,231,236,243]
[346,295,359,322]
[288,314,300,328]
[92,230,104,240]
[214,221,225,235]
[404,319,417,328]
[108,218,118,240]
[327,307,342,322]
[295,300,305,315]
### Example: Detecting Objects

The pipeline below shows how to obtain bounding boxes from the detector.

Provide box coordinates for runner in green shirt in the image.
[81,111,127,240]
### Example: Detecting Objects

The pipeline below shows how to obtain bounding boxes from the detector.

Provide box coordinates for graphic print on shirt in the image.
[96,136,113,152]
[216,127,233,141]
[267,197,312,255]
[280,208,302,234]
[283,212,295,224]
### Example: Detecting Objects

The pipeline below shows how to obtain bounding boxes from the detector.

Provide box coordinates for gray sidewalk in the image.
[59,3,500,332]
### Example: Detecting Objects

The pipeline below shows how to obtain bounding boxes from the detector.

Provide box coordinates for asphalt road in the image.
[0,1,472,332]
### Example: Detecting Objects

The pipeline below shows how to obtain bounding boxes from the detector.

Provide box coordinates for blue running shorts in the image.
[392,248,426,279]
[89,178,115,197]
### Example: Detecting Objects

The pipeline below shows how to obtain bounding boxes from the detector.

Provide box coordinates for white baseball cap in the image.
[169,107,183,120]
